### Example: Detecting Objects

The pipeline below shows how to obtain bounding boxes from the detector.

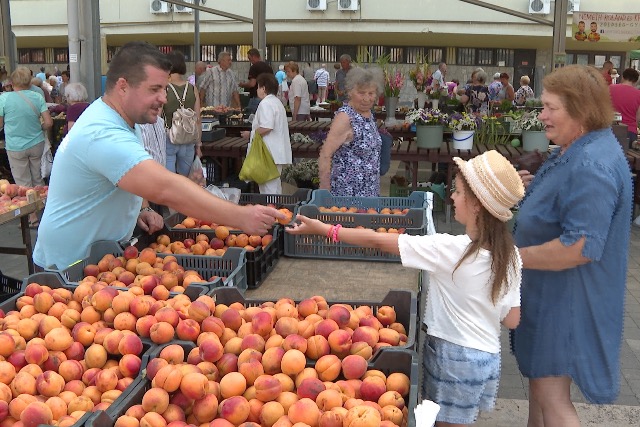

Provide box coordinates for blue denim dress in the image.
[330,105,381,197]
[513,128,632,403]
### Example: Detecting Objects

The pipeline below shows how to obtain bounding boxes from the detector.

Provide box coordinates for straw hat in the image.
[453,150,525,222]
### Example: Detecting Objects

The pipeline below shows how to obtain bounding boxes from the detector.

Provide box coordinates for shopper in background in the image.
[460,69,490,114]
[240,73,291,194]
[335,54,352,102]
[0,66,53,227]
[497,72,515,104]
[488,72,503,103]
[163,50,201,176]
[319,67,383,197]
[609,67,640,147]
[239,48,273,113]
[601,60,613,85]
[514,65,632,426]
[314,63,330,103]
[285,61,311,121]
[30,77,50,102]
[188,61,207,88]
[198,52,240,109]
[431,62,447,92]
[514,75,535,106]
[33,41,283,270]
[58,71,70,104]
[63,82,90,133]
[289,150,524,426]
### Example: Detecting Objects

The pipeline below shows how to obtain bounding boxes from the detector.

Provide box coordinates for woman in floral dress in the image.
[319,67,384,197]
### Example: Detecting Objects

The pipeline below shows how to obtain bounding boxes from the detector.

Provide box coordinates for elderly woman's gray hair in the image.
[475,70,488,85]
[344,67,384,96]
[65,82,88,103]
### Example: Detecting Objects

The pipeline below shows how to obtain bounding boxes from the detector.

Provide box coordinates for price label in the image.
[14,208,21,217]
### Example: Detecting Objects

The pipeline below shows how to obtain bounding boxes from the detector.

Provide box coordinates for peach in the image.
[282,334,307,353]
[220,371,247,399]
[46,396,68,420]
[261,347,285,375]
[191,393,219,424]
[352,327,379,348]
[117,377,135,391]
[141,387,170,413]
[272,416,294,427]
[24,343,48,365]
[287,398,320,427]
[102,330,125,355]
[260,401,285,427]
[115,416,140,427]
[114,312,137,332]
[316,389,343,412]
[200,337,224,363]
[360,376,387,403]
[216,353,239,378]
[135,315,157,338]
[145,358,169,381]
[39,316,62,337]
[251,312,274,337]
[20,401,53,427]
[276,391,298,414]
[349,342,373,360]
[6,350,27,371]
[161,403,185,423]
[94,368,119,393]
[218,396,250,425]
[318,411,343,427]
[342,355,368,380]
[314,354,341,382]
[238,359,264,386]
[159,344,185,365]
[129,297,152,318]
[155,307,180,327]
[139,412,166,427]
[327,305,351,328]
[280,349,305,377]
[149,322,175,344]
[0,361,15,385]
[201,316,225,337]
[11,372,37,395]
[297,299,318,318]
[241,334,266,354]
[180,372,209,400]
[376,306,396,326]
[35,371,65,397]
[34,292,55,314]
[344,405,381,427]
[378,390,404,410]
[327,329,352,356]
[84,343,108,369]
[118,334,144,356]
[294,368,318,389]
[71,321,95,347]
[274,317,298,338]
[378,328,400,346]
[314,319,339,339]
[247,398,264,423]
[175,319,200,342]
[274,373,295,393]
[296,377,325,401]
[8,393,37,419]
[305,335,330,360]
[63,341,85,361]
[297,320,315,339]
[254,375,282,403]
[385,372,410,397]
[358,315,382,330]
[220,309,243,332]
[16,319,39,341]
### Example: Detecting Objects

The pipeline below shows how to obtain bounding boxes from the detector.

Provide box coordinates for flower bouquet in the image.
[409,63,430,93]
[405,108,449,126]
[383,68,405,98]
[281,159,319,188]
[449,112,481,131]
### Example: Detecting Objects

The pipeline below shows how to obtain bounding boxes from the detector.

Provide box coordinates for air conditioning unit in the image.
[307,0,327,11]
[568,0,580,14]
[175,0,194,13]
[338,0,359,12]
[528,0,550,15]
[150,0,170,14]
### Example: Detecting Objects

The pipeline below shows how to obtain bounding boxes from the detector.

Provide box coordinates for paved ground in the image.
[2,161,640,425]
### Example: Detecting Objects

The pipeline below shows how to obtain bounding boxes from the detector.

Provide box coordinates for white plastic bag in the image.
[40,134,53,179]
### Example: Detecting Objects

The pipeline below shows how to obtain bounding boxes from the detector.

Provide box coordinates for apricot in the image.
[360,376,387,403]
[254,375,282,403]
[179,372,209,400]
[287,398,320,427]
[280,349,305,377]
[141,387,170,413]
[20,401,53,427]
[218,395,250,425]
[385,372,410,397]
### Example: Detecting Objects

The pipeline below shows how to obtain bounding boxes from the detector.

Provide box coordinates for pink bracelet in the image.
[327,225,334,240]
[332,224,342,243]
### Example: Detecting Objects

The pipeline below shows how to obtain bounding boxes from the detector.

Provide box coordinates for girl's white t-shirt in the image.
[398,233,521,354]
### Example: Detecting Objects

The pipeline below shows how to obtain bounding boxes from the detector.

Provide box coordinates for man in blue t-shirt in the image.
[33,41,283,270]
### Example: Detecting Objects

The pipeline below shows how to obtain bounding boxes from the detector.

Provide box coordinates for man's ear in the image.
[114,77,128,94]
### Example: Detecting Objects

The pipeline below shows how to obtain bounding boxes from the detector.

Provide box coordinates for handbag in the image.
[167,83,197,145]
[239,132,280,184]
[16,91,52,178]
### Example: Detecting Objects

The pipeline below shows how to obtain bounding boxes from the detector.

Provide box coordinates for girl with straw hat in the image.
[287,150,525,425]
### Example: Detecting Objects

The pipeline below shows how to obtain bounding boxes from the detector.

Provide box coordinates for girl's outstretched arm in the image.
[286,215,401,256]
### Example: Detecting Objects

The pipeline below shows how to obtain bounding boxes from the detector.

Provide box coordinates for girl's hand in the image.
[518,169,534,189]
[285,215,328,236]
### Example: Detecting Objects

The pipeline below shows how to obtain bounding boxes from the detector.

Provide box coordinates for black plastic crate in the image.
[137,227,272,290]
[0,272,73,314]
[284,204,428,262]
[238,188,313,211]
[209,288,417,356]
[0,269,22,302]
[308,189,429,213]
[88,347,417,427]
[54,240,224,295]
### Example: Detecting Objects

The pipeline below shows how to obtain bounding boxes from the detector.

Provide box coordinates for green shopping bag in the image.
[239,132,281,184]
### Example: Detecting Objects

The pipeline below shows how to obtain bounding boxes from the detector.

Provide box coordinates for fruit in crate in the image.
[81,250,215,294]
[318,205,409,215]
[144,231,272,255]
[0,180,48,215]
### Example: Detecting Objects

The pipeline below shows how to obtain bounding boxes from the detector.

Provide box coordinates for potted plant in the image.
[281,159,320,189]
[517,110,549,152]
[449,112,481,150]
[524,97,543,111]
[428,89,441,109]
[409,61,430,109]
[405,108,449,149]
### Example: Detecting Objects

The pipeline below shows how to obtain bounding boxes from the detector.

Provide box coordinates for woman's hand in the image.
[241,131,250,139]
[519,169,534,189]
[285,215,329,236]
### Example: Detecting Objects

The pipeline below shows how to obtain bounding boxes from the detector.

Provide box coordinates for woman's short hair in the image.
[10,67,31,87]
[344,67,384,96]
[49,76,58,85]
[475,70,488,84]
[166,50,187,75]
[31,77,43,87]
[65,82,88,102]
[543,65,613,131]
[285,61,299,74]
[520,75,530,85]
[256,72,279,95]
[622,67,639,84]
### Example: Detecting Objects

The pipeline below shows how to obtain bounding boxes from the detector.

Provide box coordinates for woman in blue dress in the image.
[319,67,383,197]
[514,65,632,426]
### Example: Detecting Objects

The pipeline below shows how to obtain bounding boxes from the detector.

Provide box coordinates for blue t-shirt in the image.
[513,128,632,404]
[33,98,152,269]
[0,90,47,151]
[275,70,286,85]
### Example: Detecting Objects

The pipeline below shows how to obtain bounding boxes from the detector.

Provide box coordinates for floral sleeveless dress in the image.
[330,105,381,197]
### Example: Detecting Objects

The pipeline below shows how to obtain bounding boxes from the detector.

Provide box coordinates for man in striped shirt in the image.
[198,52,240,108]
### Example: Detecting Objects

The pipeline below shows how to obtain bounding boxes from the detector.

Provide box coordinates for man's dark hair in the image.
[40,66,45,72]
[106,41,171,91]
[61,70,70,78]
[256,72,278,95]
[166,50,187,75]
[247,48,261,58]
[622,67,639,84]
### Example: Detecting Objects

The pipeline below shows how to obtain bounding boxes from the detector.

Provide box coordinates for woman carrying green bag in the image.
[241,73,292,194]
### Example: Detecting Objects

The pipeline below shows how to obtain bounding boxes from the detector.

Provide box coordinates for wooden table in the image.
[0,198,46,275]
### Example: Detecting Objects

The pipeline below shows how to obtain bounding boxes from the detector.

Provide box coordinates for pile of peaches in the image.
[147,228,274,256]
[172,208,294,231]
[0,179,48,216]
[317,207,409,215]
[81,247,217,296]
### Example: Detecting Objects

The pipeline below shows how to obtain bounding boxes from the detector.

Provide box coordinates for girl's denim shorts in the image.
[423,335,501,424]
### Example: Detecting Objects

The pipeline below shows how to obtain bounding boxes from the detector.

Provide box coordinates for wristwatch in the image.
[140,206,154,213]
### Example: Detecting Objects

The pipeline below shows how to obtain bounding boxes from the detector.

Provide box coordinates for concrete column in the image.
[0,0,17,72]
[78,0,102,101]
[194,0,200,61]
[552,0,568,70]
[67,0,81,84]
[253,0,266,58]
